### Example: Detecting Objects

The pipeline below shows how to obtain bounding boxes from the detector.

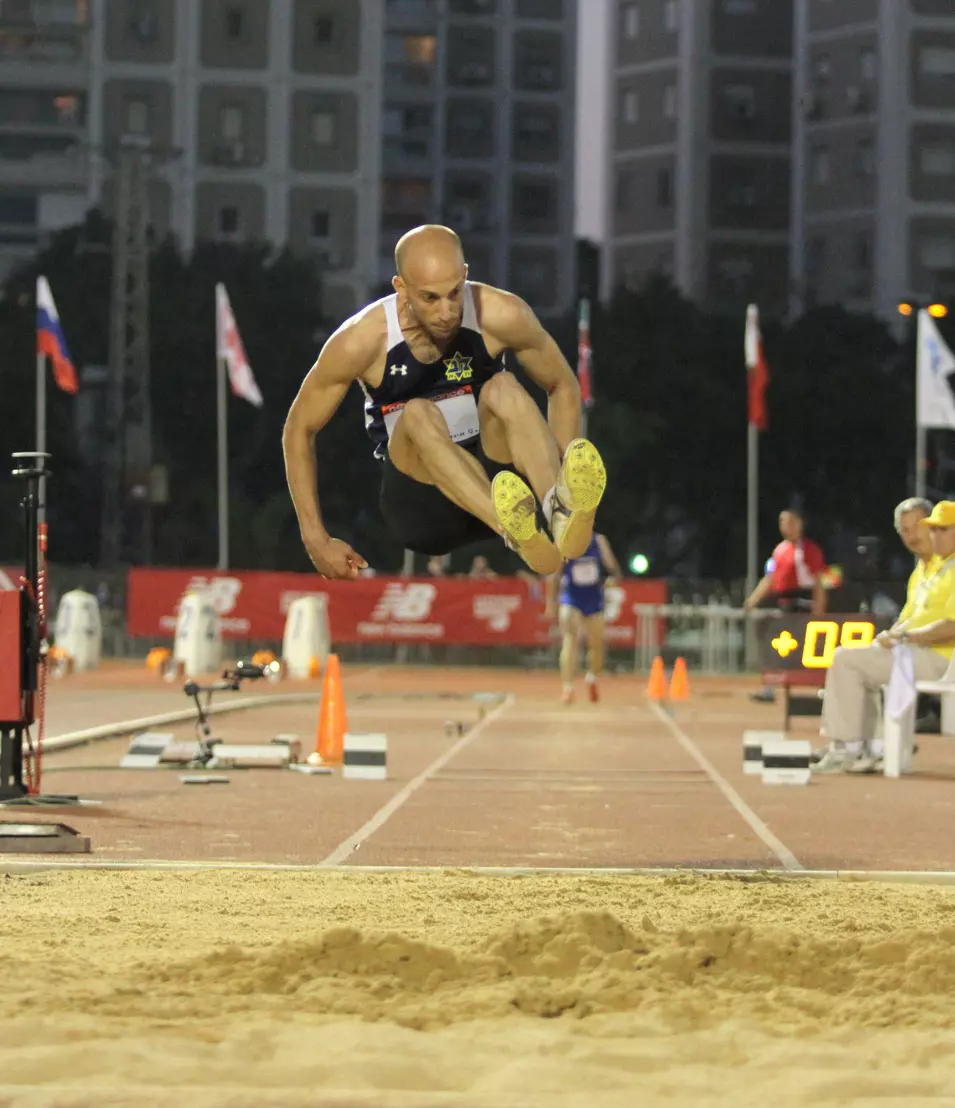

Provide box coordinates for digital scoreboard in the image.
[758,614,893,673]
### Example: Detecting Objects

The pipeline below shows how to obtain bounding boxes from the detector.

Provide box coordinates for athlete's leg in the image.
[582,612,606,701]
[478,372,560,502]
[558,603,582,698]
[388,398,501,533]
[480,374,606,560]
[388,398,558,571]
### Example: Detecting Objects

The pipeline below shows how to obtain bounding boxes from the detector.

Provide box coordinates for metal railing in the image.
[633,603,784,674]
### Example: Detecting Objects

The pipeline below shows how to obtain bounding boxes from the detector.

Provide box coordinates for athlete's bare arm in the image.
[596,533,622,582]
[477,286,581,455]
[283,316,382,580]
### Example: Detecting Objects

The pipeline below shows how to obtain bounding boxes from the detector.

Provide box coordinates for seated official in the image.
[814,500,955,775]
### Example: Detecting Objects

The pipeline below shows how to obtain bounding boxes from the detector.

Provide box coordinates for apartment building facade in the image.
[792,0,955,320]
[381,0,577,317]
[0,0,384,321]
[607,0,793,316]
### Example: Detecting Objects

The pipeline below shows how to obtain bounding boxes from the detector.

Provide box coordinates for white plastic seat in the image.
[882,650,955,777]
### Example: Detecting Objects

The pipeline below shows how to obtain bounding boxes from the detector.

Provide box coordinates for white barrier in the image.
[53,589,102,671]
[173,589,222,676]
[282,594,330,678]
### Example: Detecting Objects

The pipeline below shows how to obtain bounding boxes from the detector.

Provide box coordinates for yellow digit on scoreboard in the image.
[802,621,839,668]
[840,621,875,649]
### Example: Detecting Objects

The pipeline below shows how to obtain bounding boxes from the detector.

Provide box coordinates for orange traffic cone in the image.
[308,653,347,766]
[646,655,667,701]
[669,656,690,701]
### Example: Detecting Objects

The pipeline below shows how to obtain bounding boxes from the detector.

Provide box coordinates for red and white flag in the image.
[745,303,769,432]
[216,282,263,407]
[577,299,593,408]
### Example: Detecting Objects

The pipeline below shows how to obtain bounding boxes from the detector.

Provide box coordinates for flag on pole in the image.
[36,276,78,394]
[917,309,955,430]
[577,298,593,408]
[215,282,263,407]
[745,303,769,432]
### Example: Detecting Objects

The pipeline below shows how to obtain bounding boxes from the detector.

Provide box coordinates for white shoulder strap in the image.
[382,294,403,350]
[462,281,480,332]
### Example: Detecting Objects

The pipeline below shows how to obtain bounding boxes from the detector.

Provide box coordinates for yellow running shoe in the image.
[491,471,561,575]
[550,438,607,560]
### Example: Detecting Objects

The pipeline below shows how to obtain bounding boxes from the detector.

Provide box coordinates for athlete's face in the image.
[395,260,468,341]
[778,511,802,542]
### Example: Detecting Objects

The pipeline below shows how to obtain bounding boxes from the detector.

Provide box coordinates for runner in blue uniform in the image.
[545,532,621,703]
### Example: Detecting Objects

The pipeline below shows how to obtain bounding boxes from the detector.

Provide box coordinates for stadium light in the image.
[928,303,949,319]
[629,553,650,575]
[897,302,914,316]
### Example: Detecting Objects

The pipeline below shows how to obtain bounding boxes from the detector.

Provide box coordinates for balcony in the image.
[0,0,89,62]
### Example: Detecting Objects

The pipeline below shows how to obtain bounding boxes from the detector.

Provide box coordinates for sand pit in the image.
[3,868,955,1107]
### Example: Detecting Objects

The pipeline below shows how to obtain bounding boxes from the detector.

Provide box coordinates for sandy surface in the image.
[2,870,955,1106]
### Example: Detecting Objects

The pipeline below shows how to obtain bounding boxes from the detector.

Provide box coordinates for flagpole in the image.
[217,352,228,570]
[746,421,758,595]
[36,351,46,527]
[916,311,927,500]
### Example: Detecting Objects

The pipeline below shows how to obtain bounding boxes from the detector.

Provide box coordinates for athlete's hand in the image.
[304,534,368,580]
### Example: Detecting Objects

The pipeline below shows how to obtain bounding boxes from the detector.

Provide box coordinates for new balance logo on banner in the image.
[371,583,437,622]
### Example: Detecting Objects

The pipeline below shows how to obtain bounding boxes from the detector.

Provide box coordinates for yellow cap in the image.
[920,501,955,527]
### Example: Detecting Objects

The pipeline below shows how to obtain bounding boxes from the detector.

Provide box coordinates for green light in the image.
[629,553,649,575]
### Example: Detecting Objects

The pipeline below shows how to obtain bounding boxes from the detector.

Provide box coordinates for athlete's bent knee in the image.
[479,372,526,417]
[396,397,446,440]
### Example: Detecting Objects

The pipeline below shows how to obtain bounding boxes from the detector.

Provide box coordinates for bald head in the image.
[394,225,465,283]
[392,225,468,342]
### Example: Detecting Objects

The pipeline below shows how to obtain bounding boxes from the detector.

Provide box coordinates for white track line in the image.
[649,701,803,872]
[4,860,955,884]
[319,694,514,867]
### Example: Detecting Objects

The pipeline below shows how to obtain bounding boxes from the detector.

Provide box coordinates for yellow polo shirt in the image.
[901,553,955,659]
[898,555,937,625]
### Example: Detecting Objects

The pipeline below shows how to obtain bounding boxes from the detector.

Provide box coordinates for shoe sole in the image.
[554,439,607,560]
[491,471,561,575]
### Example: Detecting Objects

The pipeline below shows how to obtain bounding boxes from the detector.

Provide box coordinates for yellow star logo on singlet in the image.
[443,352,473,382]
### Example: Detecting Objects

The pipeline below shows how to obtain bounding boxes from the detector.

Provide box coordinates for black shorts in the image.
[379,440,516,555]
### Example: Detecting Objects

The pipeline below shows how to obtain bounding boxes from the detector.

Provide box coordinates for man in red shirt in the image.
[744,508,827,702]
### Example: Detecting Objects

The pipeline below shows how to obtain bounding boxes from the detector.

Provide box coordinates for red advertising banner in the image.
[126,568,667,647]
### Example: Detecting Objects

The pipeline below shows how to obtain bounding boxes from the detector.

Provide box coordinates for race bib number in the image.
[382,387,479,445]
[570,558,600,587]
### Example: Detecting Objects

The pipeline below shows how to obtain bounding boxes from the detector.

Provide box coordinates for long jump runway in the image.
[6,663,955,872]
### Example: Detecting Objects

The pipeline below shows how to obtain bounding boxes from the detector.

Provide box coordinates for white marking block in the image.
[342,732,387,780]
[208,744,292,769]
[760,736,812,786]
[53,589,102,671]
[173,589,222,677]
[742,730,779,776]
[282,594,330,678]
[120,731,174,768]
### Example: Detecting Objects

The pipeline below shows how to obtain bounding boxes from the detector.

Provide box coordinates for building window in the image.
[812,145,830,185]
[806,236,826,282]
[124,98,149,134]
[812,53,831,83]
[721,83,756,121]
[310,109,335,145]
[852,232,872,271]
[126,0,158,43]
[920,47,955,78]
[623,3,639,38]
[922,141,955,176]
[614,169,634,213]
[219,104,245,141]
[310,211,330,239]
[722,0,757,13]
[853,137,875,176]
[224,5,244,40]
[859,47,877,83]
[622,88,638,124]
[663,0,678,32]
[515,182,554,220]
[314,16,334,45]
[219,206,239,235]
[663,83,676,119]
[657,166,672,207]
[920,234,955,271]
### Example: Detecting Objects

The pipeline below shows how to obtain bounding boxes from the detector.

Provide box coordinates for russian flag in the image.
[36,276,79,395]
